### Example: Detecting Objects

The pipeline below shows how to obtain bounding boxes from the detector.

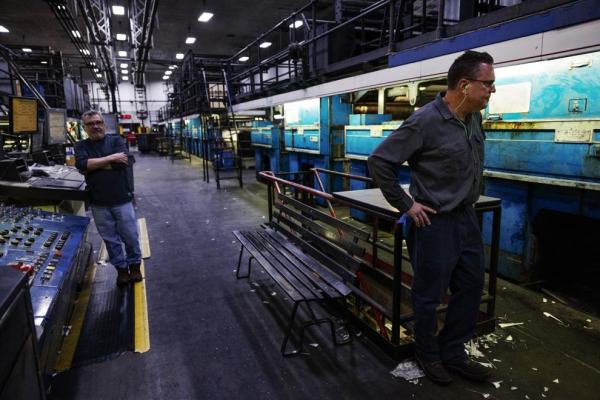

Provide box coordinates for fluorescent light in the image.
[163,76,169,80]
[0,25,9,33]
[259,42,271,49]
[23,48,32,52]
[185,37,196,44]
[176,53,184,59]
[121,70,128,74]
[120,63,128,68]
[72,30,81,38]
[96,73,102,78]
[274,114,284,120]
[116,33,127,41]
[118,51,128,57]
[122,76,129,81]
[168,65,175,69]
[112,5,125,15]
[90,61,95,66]
[289,21,303,28]
[93,68,99,72]
[239,56,249,62]
[81,49,90,55]
[41,61,48,64]
[198,12,213,22]
[165,71,173,75]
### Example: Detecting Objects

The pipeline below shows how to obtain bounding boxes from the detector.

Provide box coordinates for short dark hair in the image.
[447,51,494,90]
[82,110,103,121]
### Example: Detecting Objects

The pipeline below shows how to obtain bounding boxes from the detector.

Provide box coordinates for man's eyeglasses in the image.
[466,78,495,89]
[85,121,105,127]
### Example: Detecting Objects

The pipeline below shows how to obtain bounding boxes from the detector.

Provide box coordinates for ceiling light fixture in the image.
[176,53,184,59]
[72,30,81,38]
[186,37,196,44]
[165,71,173,75]
[289,21,303,28]
[121,70,128,74]
[0,25,9,33]
[168,66,175,69]
[122,76,129,81]
[116,33,127,41]
[112,5,125,15]
[163,76,169,80]
[23,48,32,52]
[198,12,213,22]
[118,51,128,57]
[41,61,48,64]
[120,63,128,68]
[239,56,249,62]
[93,68,99,72]
[96,73,102,78]
[90,62,96,66]
[259,42,271,49]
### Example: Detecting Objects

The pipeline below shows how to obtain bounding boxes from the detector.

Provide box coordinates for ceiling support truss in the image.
[130,0,160,88]
[75,0,118,112]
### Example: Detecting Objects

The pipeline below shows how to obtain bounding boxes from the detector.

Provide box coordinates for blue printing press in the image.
[282,95,353,201]
[251,121,283,180]
[0,205,90,371]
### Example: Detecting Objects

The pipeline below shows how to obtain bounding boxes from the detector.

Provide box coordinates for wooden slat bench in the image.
[233,193,371,356]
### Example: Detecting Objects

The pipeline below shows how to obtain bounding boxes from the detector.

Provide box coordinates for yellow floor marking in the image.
[134,260,151,353]
[138,218,151,259]
[99,241,108,262]
[55,262,97,371]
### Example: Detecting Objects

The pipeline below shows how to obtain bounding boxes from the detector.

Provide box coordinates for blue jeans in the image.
[406,206,485,363]
[91,201,142,269]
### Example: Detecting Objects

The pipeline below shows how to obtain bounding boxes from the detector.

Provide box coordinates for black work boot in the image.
[116,267,130,286]
[129,263,143,282]
[444,357,491,381]
[416,353,452,386]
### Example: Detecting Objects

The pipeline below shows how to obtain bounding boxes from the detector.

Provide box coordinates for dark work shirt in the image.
[74,135,132,206]
[368,92,485,213]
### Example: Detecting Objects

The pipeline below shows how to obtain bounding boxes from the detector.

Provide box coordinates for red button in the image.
[54,251,62,257]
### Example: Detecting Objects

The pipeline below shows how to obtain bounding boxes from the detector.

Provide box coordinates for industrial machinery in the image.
[282,95,352,198]
[251,120,284,180]
[0,205,91,374]
[481,51,600,289]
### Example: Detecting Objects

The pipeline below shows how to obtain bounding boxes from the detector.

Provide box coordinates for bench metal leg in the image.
[236,246,253,279]
[281,301,353,357]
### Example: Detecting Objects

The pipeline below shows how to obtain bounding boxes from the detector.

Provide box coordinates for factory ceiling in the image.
[0,0,321,83]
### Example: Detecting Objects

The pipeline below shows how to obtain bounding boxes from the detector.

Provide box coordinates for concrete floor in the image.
[48,150,600,400]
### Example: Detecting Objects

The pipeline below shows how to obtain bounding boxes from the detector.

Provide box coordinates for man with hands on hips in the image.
[75,110,142,287]
[368,50,496,386]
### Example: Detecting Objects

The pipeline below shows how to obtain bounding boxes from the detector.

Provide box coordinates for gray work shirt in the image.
[367,92,485,213]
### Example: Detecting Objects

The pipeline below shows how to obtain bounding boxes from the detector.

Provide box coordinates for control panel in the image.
[0,204,90,330]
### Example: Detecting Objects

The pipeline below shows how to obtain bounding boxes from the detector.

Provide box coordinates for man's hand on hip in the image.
[406,201,437,228]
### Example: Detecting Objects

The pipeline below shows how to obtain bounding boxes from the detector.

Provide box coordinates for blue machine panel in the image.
[345,122,402,160]
[0,206,89,330]
[480,51,600,281]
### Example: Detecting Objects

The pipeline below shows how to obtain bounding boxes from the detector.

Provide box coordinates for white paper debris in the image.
[543,298,548,303]
[263,301,269,305]
[492,359,502,362]
[543,312,564,324]
[526,396,530,399]
[506,335,514,341]
[466,340,485,358]
[532,367,538,371]
[253,283,259,287]
[250,289,256,293]
[542,395,546,398]
[544,387,548,392]
[553,379,559,383]
[491,381,503,388]
[479,362,495,369]
[499,322,524,328]
[390,361,426,381]
[165,221,169,224]
[511,386,518,391]
[309,343,319,347]
[231,241,236,244]
[271,292,277,296]
[586,319,592,323]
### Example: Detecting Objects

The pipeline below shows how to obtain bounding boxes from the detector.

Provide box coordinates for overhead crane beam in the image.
[131,0,160,88]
